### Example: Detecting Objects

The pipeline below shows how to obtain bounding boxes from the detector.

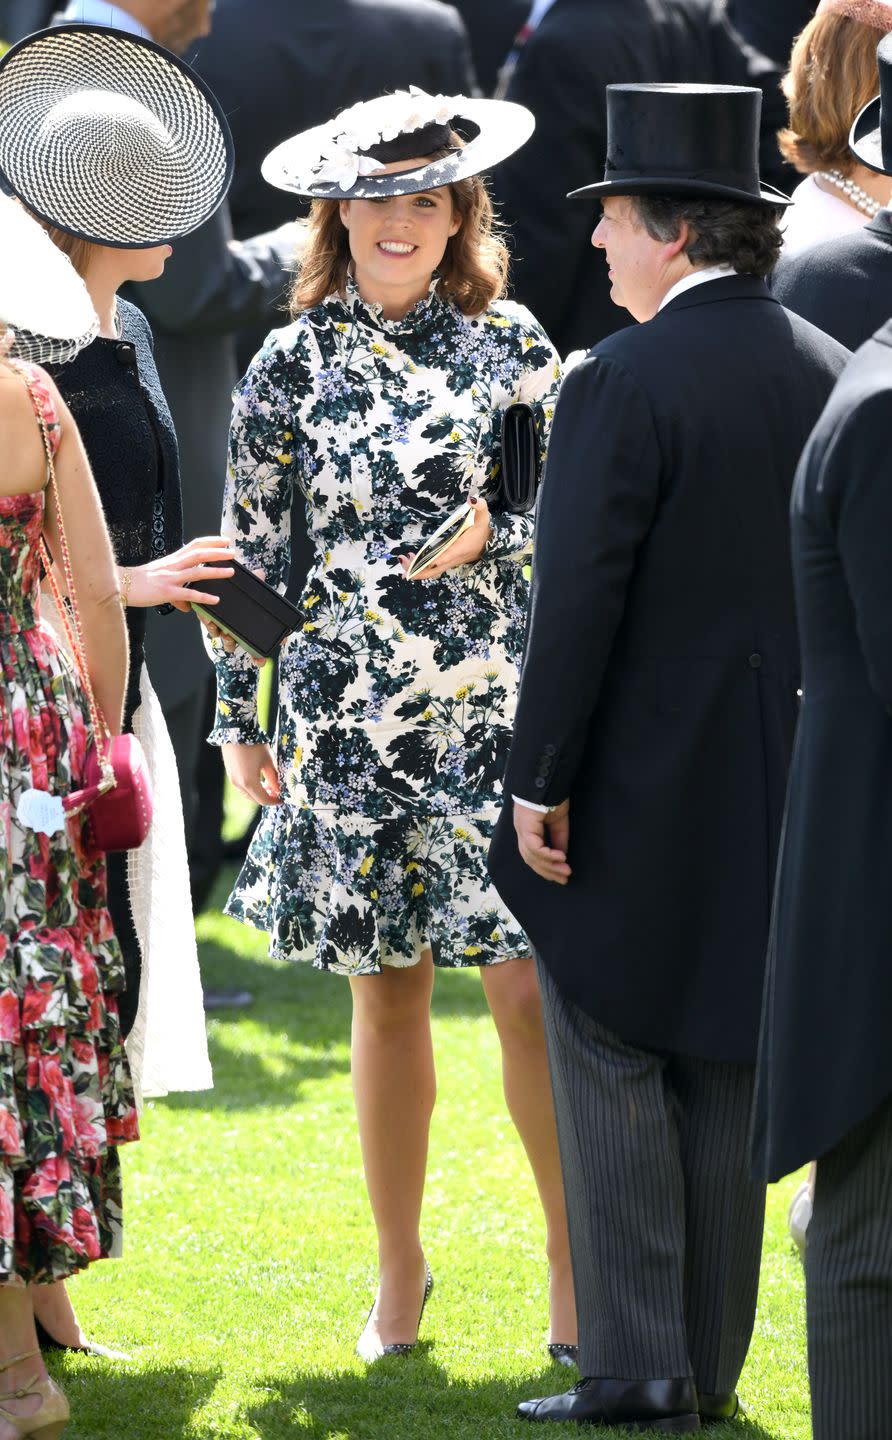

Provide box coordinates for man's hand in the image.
[513,798,571,885]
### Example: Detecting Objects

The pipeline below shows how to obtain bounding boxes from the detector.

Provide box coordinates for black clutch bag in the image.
[186,559,301,660]
[496,401,542,514]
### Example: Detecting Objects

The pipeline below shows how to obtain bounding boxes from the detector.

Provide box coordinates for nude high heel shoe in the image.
[0,1350,69,1439]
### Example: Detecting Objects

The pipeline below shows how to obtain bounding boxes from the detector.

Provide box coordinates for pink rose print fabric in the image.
[0,364,138,1286]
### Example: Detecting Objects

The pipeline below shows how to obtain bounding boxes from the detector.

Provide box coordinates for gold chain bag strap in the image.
[19,363,153,853]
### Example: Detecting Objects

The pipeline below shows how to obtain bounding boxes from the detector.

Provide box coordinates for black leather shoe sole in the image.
[517,1408,699,1432]
[517,1377,701,1430]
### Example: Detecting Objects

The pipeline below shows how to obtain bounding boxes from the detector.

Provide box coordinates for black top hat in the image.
[568,83,791,207]
[850,33,892,176]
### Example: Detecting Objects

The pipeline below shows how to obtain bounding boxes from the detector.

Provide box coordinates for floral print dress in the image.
[0,365,138,1286]
[210,280,561,976]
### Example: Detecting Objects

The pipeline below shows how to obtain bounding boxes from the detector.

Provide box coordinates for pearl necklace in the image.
[816,169,881,218]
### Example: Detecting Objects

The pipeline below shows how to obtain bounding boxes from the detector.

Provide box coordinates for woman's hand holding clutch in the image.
[400,495,492,581]
[122,535,236,611]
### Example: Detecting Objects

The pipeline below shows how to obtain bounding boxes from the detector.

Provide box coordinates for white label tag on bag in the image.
[16,788,67,836]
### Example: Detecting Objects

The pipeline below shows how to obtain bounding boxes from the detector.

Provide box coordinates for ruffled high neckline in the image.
[342,272,446,333]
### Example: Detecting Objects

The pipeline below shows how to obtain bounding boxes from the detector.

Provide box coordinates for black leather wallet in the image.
[497,402,542,514]
[186,559,301,660]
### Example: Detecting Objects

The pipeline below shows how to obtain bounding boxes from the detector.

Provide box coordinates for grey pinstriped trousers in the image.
[535,958,766,1388]
[807,1093,892,1440]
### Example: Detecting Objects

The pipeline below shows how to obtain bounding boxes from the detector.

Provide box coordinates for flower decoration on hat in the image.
[263,86,535,201]
[299,88,457,193]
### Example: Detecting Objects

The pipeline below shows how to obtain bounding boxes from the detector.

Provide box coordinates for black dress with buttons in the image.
[47,298,183,1034]
[490,275,850,1065]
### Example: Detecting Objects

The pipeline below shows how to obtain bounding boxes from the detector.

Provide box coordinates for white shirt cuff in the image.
[512,794,559,814]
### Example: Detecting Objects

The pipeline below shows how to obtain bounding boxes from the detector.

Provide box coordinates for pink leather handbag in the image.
[64,732,154,855]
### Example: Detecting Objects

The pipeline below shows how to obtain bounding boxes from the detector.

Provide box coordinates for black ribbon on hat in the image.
[361,116,481,165]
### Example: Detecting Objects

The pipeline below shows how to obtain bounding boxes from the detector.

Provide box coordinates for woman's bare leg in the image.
[0,1288,47,1437]
[349,953,436,1352]
[480,956,577,1345]
[29,1278,88,1348]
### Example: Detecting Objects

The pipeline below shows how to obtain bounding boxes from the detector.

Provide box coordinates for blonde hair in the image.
[778,13,883,174]
[290,151,509,317]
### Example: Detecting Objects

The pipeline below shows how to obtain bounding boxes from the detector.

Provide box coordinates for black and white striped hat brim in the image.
[0,25,233,248]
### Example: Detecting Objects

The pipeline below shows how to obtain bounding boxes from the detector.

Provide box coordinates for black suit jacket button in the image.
[544,744,557,756]
[748,652,762,669]
[115,341,136,367]
[534,777,546,789]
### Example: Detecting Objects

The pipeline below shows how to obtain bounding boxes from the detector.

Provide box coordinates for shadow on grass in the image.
[244,1361,787,1440]
[58,1361,221,1440]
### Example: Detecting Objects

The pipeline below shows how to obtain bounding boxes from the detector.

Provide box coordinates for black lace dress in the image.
[47,298,183,1034]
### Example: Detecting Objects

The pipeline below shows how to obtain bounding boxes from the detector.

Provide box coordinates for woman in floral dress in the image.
[209,90,575,1360]
[0,194,138,1440]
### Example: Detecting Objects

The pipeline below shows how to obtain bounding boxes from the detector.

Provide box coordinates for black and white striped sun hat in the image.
[0,24,233,248]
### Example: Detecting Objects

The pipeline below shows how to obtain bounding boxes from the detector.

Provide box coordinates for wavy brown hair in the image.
[290,147,509,317]
[778,13,882,174]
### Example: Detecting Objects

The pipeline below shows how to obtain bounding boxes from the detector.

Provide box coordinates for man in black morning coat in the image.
[488,84,849,1432]
[491,0,789,356]
[752,37,892,1438]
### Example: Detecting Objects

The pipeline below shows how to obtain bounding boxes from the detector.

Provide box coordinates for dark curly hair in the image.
[631,195,785,279]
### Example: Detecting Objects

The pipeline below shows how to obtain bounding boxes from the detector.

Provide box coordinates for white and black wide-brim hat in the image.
[0,24,233,248]
[0,193,97,365]
[851,32,892,175]
[569,83,791,207]
[262,86,534,200]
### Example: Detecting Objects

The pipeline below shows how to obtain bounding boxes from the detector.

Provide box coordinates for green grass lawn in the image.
[53,872,812,1440]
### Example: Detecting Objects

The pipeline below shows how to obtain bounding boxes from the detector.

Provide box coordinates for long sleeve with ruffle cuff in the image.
[206,327,300,747]
[207,643,271,747]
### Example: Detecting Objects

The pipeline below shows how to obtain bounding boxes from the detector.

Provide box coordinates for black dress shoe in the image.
[547,1343,579,1369]
[698,1391,741,1423]
[517,1377,701,1432]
